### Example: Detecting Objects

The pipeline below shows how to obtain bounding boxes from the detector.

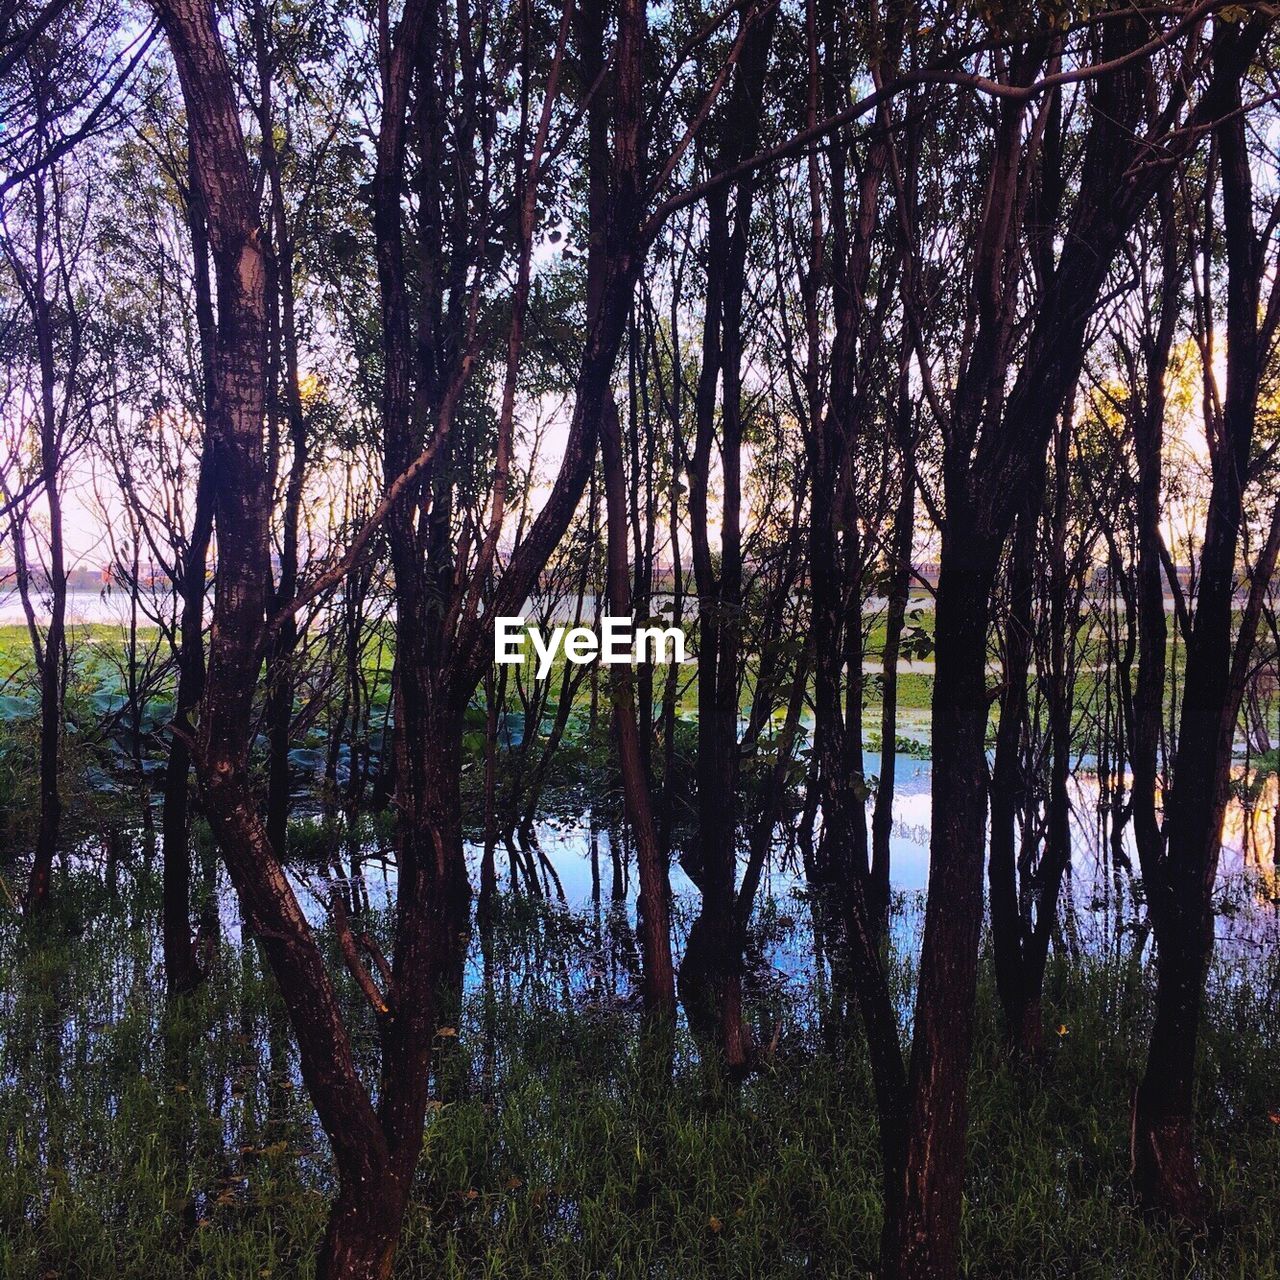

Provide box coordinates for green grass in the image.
[0,858,1277,1278]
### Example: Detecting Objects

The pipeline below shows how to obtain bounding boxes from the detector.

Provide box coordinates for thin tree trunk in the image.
[676,4,773,1075]
[869,433,915,938]
[255,8,308,862]
[23,174,68,914]
[602,396,676,1036]
[162,141,217,995]
[988,494,1038,1054]
[1134,38,1274,1214]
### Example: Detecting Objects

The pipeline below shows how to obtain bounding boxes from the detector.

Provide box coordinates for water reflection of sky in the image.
[263,754,1278,1001]
[33,752,1280,998]
[4,765,1276,1205]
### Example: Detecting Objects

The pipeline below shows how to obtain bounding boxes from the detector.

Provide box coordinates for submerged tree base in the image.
[0,850,1277,1279]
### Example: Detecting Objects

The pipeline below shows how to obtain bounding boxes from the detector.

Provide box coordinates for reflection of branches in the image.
[327,884,392,1017]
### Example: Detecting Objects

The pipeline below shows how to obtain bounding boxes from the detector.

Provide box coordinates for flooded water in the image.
[134,751,1278,1004]
[2,754,1277,1277]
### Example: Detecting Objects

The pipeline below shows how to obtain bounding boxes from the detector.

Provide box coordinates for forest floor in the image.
[0,850,1277,1279]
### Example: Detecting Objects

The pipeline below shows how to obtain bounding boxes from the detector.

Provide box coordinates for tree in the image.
[868,9,1271,1276]
[1131,29,1280,1215]
[0,72,92,911]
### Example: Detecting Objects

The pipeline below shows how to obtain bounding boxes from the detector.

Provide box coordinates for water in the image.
[0,587,145,627]
[160,751,1276,1002]
[2,759,1277,1270]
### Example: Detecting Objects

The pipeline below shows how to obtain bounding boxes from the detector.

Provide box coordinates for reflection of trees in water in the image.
[1069,770,1280,958]
[4,817,1280,1238]
[1226,769,1277,888]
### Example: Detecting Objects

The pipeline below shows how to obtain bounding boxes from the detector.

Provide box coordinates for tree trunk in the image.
[156,5,403,1277]
[1018,413,1077,1055]
[676,5,774,1076]
[27,504,63,913]
[23,173,68,914]
[602,395,676,1035]
[1133,30,1270,1219]
[317,1174,406,1280]
[257,19,308,863]
[1132,918,1210,1220]
[988,497,1037,1055]
[886,541,997,1280]
[162,440,215,994]
[162,144,217,994]
[870,448,914,939]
